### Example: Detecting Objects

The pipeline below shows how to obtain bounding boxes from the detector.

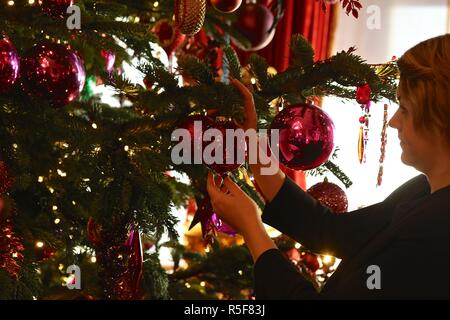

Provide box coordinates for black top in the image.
[254,175,450,299]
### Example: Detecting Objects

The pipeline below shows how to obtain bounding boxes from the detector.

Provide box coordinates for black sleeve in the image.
[254,249,319,300]
[261,175,429,259]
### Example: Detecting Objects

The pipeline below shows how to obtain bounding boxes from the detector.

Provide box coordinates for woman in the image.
[207,34,450,299]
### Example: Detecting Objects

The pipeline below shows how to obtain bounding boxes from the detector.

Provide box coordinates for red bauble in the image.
[356,83,371,105]
[300,251,320,273]
[35,244,56,262]
[307,179,348,214]
[205,117,246,175]
[151,19,186,57]
[39,0,74,19]
[181,31,223,73]
[233,3,276,51]
[178,114,214,165]
[21,43,86,107]
[0,37,20,94]
[269,104,335,171]
[211,0,242,13]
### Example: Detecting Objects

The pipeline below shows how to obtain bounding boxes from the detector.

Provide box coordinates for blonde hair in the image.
[397,34,450,145]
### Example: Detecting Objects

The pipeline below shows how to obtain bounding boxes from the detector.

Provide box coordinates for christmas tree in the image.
[0,0,397,300]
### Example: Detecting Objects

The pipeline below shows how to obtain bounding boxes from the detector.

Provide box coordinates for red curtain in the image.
[258,0,336,67]
[238,0,337,190]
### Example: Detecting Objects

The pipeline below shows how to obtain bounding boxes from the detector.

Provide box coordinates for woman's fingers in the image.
[207,171,222,199]
[207,172,232,203]
[230,78,253,100]
[223,177,243,196]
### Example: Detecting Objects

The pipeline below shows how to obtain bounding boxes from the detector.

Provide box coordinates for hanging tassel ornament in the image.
[356,84,372,164]
[377,104,389,186]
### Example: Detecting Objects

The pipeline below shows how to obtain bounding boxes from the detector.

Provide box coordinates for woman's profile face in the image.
[388,88,440,172]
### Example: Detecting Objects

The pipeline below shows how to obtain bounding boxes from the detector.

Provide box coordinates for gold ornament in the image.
[175,0,206,36]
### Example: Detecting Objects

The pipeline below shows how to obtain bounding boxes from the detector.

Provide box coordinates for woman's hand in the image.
[206,171,277,262]
[230,78,257,131]
[206,171,261,237]
[229,77,286,203]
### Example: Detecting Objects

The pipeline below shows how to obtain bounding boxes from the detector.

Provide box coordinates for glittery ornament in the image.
[175,0,206,36]
[307,178,348,214]
[0,222,24,278]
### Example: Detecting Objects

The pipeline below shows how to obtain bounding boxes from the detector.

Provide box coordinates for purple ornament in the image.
[189,195,237,238]
[211,213,236,236]
[270,104,335,171]
[0,37,20,94]
[21,43,86,107]
[189,196,215,239]
[124,228,143,299]
[39,0,74,19]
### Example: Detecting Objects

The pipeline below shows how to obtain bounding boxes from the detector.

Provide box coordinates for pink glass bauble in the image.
[269,104,335,171]
[21,43,85,107]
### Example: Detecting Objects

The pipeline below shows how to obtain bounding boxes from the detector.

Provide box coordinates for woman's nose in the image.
[388,110,399,129]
